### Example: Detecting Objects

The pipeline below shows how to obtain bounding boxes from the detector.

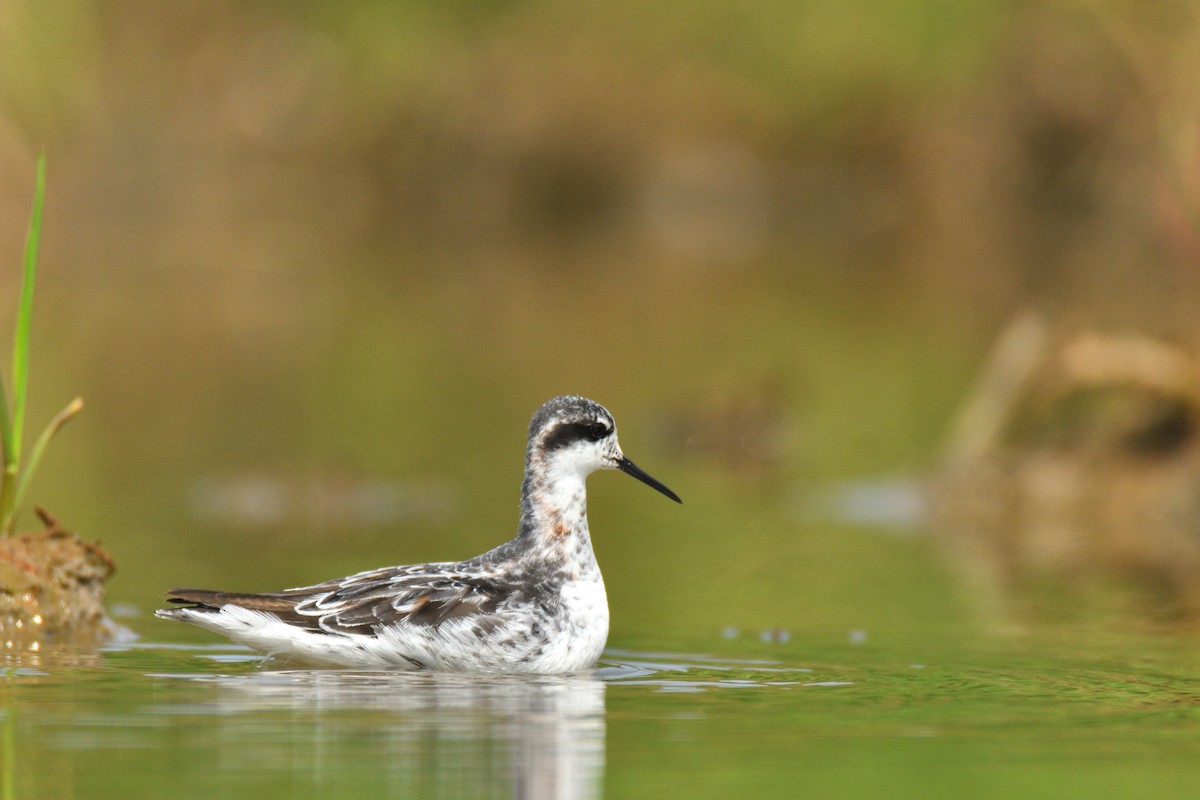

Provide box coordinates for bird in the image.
[156,396,681,672]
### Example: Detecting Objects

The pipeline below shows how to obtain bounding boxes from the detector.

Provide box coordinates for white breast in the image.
[535,574,609,673]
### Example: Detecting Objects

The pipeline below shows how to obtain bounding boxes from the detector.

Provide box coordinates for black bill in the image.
[617,457,682,504]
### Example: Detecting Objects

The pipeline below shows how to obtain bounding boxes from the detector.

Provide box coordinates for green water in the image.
[3,625,1198,799]
[2,272,1198,797]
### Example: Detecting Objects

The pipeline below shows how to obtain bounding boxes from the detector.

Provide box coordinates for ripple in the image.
[599,649,822,693]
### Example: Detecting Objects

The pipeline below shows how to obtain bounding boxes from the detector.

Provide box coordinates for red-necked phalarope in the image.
[156,396,681,672]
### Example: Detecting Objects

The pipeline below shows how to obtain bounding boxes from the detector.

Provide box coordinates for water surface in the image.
[4,630,1198,800]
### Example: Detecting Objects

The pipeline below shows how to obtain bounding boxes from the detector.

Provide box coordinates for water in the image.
[4,629,1198,800]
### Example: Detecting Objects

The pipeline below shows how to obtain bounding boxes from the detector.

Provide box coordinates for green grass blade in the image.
[0,461,13,536]
[0,373,9,533]
[11,151,47,463]
[10,396,83,524]
[0,370,11,467]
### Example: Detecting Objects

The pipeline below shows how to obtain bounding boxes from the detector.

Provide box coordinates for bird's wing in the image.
[165,563,519,636]
[298,563,519,635]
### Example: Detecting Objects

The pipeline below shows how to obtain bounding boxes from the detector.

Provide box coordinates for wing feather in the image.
[167,562,519,637]
[299,566,516,634]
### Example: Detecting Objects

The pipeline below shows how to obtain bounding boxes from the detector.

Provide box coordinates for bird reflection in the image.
[181,669,605,800]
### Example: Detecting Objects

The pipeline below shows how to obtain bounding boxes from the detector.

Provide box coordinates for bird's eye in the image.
[586,422,610,441]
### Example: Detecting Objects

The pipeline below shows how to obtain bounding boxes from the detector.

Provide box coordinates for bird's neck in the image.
[516,465,597,571]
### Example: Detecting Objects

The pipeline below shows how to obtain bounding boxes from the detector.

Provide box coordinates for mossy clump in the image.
[0,508,115,651]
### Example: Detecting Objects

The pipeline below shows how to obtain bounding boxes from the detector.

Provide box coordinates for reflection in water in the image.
[167,669,606,800]
[5,644,821,798]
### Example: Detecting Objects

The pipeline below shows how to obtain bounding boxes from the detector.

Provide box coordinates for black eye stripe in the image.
[544,421,611,451]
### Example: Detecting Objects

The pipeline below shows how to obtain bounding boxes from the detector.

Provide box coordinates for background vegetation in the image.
[1,0,1198,644]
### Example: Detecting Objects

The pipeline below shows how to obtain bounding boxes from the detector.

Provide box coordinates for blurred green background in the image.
[1,0,1199,646]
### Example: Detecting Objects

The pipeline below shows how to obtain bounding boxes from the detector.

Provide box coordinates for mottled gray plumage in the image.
[156,396,680,672]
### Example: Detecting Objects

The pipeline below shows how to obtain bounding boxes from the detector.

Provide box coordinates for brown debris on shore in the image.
[0,508,116,651]
[931,313,1200,625]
